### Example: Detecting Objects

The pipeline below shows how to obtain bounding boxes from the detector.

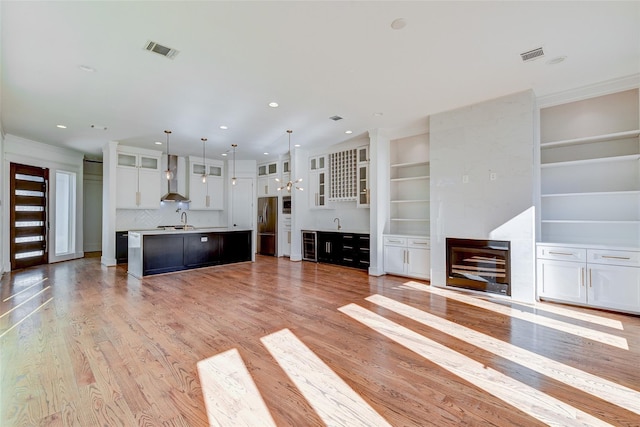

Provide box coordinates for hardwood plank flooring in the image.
[1,256,640,426]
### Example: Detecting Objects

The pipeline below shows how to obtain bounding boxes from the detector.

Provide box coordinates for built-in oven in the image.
[282,196,291,214]
[302,230,317,261]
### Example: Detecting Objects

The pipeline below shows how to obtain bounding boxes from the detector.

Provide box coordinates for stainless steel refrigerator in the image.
[257,197,277,256]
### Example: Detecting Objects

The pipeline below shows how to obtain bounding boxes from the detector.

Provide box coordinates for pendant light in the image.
[164,130,173,180]
[276,129,303,192]
[231,144,237,186]
[201,137,208,183]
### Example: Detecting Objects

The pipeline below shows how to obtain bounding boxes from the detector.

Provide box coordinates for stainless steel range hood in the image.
[161,154,190,202]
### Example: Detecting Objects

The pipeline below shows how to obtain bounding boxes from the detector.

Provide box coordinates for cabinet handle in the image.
[205,195,211,208]
[581,267,585,287]
[589,269,592,288]
[601,255,631,260]
[411,241,428,246]
[388,239,402,244]
[549,251,573,256]
[135,191,141,206]
[407,250,410,264]
[315,193,318,206]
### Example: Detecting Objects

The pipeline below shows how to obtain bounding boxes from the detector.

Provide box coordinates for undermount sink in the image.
[158,225,196,231]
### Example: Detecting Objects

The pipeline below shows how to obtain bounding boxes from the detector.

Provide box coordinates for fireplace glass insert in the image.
[446,238,511,296]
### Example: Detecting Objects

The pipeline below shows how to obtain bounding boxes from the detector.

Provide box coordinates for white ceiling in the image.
[2,1,639,161]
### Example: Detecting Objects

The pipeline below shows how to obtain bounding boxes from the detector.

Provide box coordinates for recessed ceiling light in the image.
[220,125,228,130]
[56,124,67,129]
[155,141,162,145]
[221,153,228,156]
[373,112,383,117]
[78,65,96,73]
[390,18,407,30]
[294,144,301,148]
[345,130,353,134]
[268,102,279,108]
[264,152,269,155]
[546,56,567,65]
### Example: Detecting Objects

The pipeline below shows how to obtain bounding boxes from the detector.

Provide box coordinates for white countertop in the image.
[129,227,252,236]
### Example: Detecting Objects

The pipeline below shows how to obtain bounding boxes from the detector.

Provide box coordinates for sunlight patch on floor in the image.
[399,281,629,350]
[484,297,625,330]
[367,294,640,416]
[0,286,50,320]
[0,297,52,339]
[339,303,612,427]
[2,277,48,302]
[261,328,391,427]
[197,348,276,427]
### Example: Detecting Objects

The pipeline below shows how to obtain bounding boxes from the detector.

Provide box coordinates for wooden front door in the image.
[10,163,49,270]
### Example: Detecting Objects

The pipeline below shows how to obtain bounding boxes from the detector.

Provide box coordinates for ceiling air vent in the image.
[520,47,544,62]
[144,41,179,59]
[329,115,343,121]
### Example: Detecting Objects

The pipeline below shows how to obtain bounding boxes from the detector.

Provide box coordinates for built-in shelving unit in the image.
[536,85,640,315]
[539,88,640,247]
[388,135,430,236]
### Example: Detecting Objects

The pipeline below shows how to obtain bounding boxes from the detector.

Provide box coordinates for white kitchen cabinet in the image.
[537,244,640,314]
[188,157,224,210]
[383,235,430,280]
[357,145,369,208]
[309,154,328,209]
[116,149,161,209]
[257,161,279,196]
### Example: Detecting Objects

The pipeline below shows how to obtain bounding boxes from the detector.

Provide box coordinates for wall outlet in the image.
[490,172,497,181]
[462,175,469,184]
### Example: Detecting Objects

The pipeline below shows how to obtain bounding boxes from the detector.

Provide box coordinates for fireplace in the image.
[446,238,511,296]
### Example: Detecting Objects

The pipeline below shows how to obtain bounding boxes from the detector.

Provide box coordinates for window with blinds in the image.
[329,148,357,201]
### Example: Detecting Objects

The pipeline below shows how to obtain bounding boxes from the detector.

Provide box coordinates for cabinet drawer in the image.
[587,249,640,267]
[537,245,586,262]
[384,236,407,246]
[408,238,429,249]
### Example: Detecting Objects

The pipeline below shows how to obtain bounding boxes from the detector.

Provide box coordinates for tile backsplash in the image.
[116,203,225,231]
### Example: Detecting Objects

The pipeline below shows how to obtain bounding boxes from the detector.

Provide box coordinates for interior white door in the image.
[231,178,254,229]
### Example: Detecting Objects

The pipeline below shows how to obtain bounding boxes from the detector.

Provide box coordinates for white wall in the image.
[429,90,536,303]
[3,134,85,271]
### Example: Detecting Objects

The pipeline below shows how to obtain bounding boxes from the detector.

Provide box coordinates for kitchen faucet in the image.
[334,217,341,230]
[181,211,188,227]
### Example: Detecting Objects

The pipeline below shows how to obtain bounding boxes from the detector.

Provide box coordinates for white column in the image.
[368,129,390,276]
[101,141,118,266]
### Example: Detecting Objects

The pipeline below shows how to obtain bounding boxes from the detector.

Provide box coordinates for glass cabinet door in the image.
[117,153,137,167]
[139,156,158,170]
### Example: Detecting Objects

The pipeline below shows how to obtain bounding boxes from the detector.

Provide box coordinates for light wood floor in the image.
[1,256,640,426]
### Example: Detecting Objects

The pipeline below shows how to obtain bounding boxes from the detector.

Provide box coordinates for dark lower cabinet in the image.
[142,230,251,276]
[184,233,222,268]
[221,231,252,263]
[116,231,129,264]
[316,231,369,270]
[144,234,186,275]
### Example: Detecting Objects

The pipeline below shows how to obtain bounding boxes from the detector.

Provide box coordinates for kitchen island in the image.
[128,228,252,278]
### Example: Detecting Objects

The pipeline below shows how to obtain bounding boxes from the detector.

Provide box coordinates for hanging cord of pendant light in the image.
[277,129,303,192]
[164,130,173,180]
[231,144,238,186]
[201,138,208,183]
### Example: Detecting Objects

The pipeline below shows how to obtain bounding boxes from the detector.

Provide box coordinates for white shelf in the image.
[541,153,640,168]
[390,161,429,168]
[390,199,429,203]
[542,190,640,198]
[390,175,430,182]
[541,129,640,149]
